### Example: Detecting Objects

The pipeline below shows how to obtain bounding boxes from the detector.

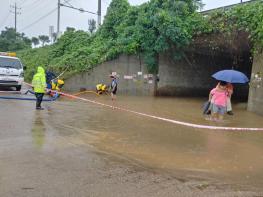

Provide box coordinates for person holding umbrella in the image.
[210,69,249,117]
[214,82,234,115]
[209,81,229,121]
[212,70,249,84]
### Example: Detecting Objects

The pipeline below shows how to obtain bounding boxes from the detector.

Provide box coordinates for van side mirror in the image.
[23,66,27,70]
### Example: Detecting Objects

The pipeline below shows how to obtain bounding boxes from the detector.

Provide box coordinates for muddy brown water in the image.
[1,91,263,193]
[47,94,263,189]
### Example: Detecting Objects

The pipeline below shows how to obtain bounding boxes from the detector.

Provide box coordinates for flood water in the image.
[45,94,263,190]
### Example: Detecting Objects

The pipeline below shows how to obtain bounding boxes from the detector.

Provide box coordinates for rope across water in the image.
[23,82,263,131]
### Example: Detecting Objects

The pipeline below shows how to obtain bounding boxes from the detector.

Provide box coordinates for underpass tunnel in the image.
[157,31,253,102]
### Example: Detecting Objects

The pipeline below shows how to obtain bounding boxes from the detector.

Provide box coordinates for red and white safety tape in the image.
[23,82,263,131]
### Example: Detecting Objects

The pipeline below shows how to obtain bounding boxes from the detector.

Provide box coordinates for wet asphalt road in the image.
[0,89,263,197]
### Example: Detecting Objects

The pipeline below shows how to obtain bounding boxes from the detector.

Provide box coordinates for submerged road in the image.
[0,88,263,196]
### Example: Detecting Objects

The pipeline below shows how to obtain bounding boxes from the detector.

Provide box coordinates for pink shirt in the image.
[210,88,228,107]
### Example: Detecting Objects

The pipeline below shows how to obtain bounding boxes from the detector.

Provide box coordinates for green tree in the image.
[207,1,263,52]
[125,0,205,73]
[66,27,75,32]
[88,19,96,33]
[0,27,31,51]
[20,0,263,84]
[38,35,50,46]
[31,37,39,47]
[19,0,209,82]
[100,0,130,38]
[52,32,57,42]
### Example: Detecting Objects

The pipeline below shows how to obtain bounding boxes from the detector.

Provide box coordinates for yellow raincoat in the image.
[96,84,107,94]
[32,67,46,93]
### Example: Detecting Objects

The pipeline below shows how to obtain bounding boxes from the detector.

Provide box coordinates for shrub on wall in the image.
[18,0,263,81]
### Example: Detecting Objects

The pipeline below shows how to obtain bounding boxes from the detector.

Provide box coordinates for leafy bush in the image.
[18,0,263,81]
[206,1,263,52]
[0,27,31,51]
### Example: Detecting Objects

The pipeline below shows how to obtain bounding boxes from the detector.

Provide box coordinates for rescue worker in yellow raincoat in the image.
[96,83,108,94]
[50,79,64,98]
[32,66,46,110]
[51,79,64,91]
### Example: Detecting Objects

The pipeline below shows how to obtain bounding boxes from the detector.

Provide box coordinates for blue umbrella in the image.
[212,69,249,84]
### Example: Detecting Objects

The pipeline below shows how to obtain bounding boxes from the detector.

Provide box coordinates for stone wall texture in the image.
[248,53,263,115]
[157,50,252,99]
[65,51,252,100]
[63,32,263,114]
[64,55,155,96]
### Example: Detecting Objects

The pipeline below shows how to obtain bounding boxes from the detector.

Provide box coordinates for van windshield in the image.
[0,57,22,69]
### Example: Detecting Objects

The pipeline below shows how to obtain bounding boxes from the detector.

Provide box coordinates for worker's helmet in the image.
[57,79,64,89]
[58,79,64,85]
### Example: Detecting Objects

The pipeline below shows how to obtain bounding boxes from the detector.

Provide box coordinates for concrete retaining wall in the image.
[64,55,155,96]
[65,51,252,99]
[248,53,263,115]
[65,32,252,101]
[157,51,251,99]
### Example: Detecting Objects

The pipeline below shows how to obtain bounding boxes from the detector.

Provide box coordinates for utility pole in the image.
[57,0,61,36]
[58,1,99,33]
[97,0,101,27]
[10,2,21,33]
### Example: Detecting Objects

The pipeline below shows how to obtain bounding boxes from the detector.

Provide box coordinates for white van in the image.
[0,52,24,91]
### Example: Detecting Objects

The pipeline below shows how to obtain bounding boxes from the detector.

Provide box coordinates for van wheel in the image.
[16,86,21,91]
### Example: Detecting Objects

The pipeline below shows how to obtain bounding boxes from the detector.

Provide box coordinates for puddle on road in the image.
[31,112,46,149]
[46,95,263,189]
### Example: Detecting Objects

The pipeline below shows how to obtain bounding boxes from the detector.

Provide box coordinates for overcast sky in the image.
[0,0,250,38]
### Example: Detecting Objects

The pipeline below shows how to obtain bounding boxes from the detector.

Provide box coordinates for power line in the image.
[20,0,30,6]
[64,0,75,8]
[57,0,73,35]
[58,1,99,32]
[57,0,61,35]
[59,3,97,15]
[10,3,21,33]
[20,0,53,19]
[20,7,57,31]
[57,0,94,35]
[18,0,99,35]
[20,0,43,8]
[64,0,73,6]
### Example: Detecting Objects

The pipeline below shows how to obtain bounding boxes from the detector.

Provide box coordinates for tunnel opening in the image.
[157,31,253,101]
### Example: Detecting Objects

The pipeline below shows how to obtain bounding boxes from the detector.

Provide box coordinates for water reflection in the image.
[47,96,263,188]
[31,112,46,149]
